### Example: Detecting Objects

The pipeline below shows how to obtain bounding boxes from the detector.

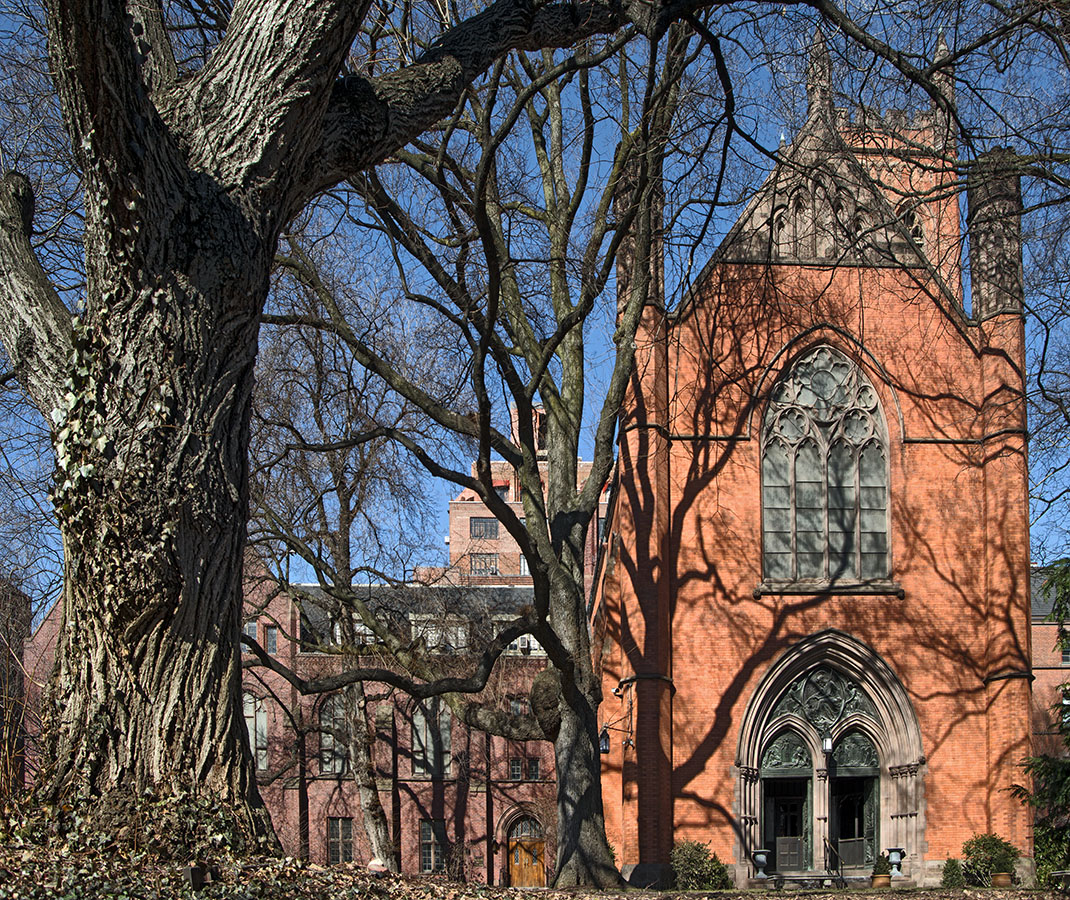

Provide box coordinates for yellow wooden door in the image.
[509,837,546,886]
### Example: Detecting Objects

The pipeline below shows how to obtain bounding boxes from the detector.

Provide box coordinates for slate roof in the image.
[287,582,536,646]
[1032,566,1059,621]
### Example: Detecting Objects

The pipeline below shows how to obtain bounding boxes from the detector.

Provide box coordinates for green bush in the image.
[670,841,732,890]
[872,853,891,876]
[1035,821,1070,888]
[962,833,1020,886]
[941,858,966,888]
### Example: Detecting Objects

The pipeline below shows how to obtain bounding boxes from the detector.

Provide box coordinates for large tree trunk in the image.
[551,682,620,887]
[37,166,277,844]
[0,0,634,857]
[545,572,621,888]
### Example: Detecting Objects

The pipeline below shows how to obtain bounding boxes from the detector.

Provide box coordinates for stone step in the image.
[748,873,893,890]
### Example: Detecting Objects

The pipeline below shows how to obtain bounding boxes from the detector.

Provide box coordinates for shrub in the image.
[872,853,891,876]
[1034,821,1070,888]
[670,841,732,890]
[962,833,1020,886]
[941,858,966,888]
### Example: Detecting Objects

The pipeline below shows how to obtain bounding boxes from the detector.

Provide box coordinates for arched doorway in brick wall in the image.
[506,815,546,886]
[735,631,925,877]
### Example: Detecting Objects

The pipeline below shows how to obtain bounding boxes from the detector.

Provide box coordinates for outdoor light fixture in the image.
[599,726,611,754]
[822,736,833,754]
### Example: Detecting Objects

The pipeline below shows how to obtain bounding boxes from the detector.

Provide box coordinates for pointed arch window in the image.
[762,346,889,583]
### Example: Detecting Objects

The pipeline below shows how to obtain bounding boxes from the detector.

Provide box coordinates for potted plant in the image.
[989,841,1018,888]
[871,853,892,888]
[962,833,1020,888]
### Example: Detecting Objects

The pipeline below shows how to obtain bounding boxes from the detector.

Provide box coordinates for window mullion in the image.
[854,445,862,581]
[822,436,829,581]
[790,444,798,582]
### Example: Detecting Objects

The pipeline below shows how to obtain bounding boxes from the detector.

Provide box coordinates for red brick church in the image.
[592,33,1033,887]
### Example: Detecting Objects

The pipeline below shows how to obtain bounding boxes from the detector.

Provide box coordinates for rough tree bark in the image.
[0,0,631,845]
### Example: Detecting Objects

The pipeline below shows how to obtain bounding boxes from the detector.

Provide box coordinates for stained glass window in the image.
[762,346,889,583]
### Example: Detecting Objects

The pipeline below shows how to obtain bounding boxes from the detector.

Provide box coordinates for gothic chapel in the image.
[592,33,1033,886]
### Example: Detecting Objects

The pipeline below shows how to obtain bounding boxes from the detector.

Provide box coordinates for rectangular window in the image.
[243,620,258,641]
[243,693,268,771]
[412,698,451,778]
[494,484,510,501]
[320,695,349,776]
[509,697,528,716]
[470,553,499,576]
[505,633,543,656]
[519,555,530,576]
[420,819,447,873]
[328,817,353,865]
[265,625,278,655]
[1062,646,1070,665]
[509,757,523,780]
[527,758,540,781]
[411,616,467,653]
[469,517,499,539]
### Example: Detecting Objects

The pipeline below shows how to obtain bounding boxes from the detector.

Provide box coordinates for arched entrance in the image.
[507,816,546,886]
[829,732,880,868]
[760,731,813,872]
[736,631,925,877]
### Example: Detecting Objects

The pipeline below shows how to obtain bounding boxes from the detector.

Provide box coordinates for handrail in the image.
[823,838,846,889]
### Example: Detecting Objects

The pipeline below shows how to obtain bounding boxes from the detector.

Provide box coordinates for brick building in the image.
[591,34,1034,887]
[1031,569,1069,758]
[25,571,557,882]
[238,424,607,880]
[242,580,556,883]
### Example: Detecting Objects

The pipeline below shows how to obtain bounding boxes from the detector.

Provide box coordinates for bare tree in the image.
[0,0,643,844]
[251,25,696,884]
[1,0,1069,874]
[248,267,442,869]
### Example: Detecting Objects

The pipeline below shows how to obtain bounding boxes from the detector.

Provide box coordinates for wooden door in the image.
[508,817,545,886]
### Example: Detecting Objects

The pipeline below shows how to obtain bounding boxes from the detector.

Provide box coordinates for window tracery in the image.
[762,346,889,583]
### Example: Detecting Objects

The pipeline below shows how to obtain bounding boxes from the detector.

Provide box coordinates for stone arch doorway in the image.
[829,731,880,868]
[507,815,546,886]
[760,730,813,872]
[736,631,925,877]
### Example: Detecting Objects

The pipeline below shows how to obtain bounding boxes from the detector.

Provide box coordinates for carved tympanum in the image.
[770,666,878,731]
[761,731,812,771]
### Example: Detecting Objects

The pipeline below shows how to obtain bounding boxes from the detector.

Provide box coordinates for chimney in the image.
[967,149,1023,319]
